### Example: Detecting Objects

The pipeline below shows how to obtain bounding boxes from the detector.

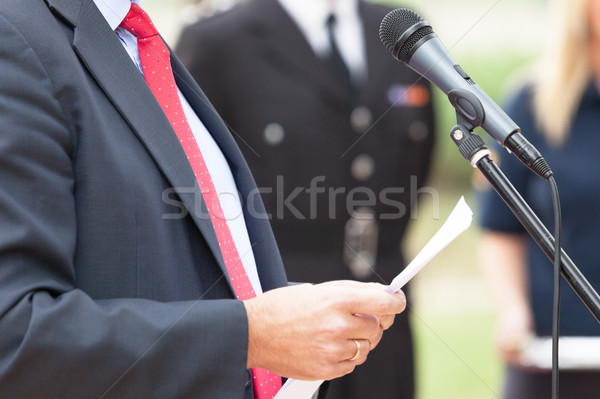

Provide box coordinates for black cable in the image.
[549,175,562,399]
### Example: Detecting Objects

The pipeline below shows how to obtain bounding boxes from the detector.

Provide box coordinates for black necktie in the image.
[325,13,355,96]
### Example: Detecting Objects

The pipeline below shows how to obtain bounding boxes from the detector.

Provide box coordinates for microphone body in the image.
[405,37,519,143]
[380,9,551,180]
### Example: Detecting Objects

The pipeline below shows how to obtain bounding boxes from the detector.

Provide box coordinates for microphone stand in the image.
[449,120,600,323]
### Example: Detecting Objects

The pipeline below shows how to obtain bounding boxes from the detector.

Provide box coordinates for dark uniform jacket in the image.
[177,0,435,397]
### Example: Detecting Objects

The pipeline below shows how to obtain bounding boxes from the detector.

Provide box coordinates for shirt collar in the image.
[277,0,359,29]
[93,0,140,30]
[333,0,360,22]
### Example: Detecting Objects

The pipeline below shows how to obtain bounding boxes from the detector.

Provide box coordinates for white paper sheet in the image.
[274,197,473,399]
[520,336,600,370]
[385,196,473,293]
[274,379,324,399]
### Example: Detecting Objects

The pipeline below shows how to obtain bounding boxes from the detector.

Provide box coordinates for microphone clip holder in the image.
[449,113,491,168]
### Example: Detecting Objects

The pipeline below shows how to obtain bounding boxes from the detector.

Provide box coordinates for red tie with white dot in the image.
[119,4,282,398]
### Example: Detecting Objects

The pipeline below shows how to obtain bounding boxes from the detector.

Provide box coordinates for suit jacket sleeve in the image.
[0,12,250,399]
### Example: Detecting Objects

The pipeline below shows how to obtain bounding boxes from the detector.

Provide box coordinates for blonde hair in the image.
[531,0,591,146]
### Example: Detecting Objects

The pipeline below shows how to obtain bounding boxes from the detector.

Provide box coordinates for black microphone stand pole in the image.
[450,121,600,323]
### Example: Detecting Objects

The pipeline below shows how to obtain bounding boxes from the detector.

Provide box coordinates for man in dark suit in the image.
[0,0,408,397]
[176,0,435,398]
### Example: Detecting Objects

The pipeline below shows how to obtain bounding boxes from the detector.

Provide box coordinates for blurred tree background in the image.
[144,0,550,397]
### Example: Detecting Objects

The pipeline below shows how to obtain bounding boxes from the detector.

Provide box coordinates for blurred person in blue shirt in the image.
[479,0,600,397]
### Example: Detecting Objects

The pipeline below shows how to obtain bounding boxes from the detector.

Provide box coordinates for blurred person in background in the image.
[478,0,600,397]
[176,0,435,398]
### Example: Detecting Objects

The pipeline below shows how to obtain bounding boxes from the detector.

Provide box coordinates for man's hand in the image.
[244,281,406,381]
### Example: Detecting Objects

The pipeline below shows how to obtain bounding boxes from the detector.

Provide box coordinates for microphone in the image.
[379,8,552,180]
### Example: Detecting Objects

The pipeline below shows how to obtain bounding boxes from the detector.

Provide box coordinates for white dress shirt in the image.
[277,0,367,84]
[92,0,264,295]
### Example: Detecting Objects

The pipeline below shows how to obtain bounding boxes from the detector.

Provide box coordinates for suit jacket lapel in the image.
[250,0,353,108]
[46,0,238,291]
[172,54,245,179]
[173,56,288,291]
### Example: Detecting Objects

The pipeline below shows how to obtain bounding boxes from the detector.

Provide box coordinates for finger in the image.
[344,313,381,340]
[344,289,407,316]
[324,361,356,381]
[378,313,396,330]
[368,328,384,351]
[321,280,386,290]
[354,311,396,331]
[341,338,370,365]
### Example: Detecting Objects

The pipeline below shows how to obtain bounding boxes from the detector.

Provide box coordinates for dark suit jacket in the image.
[177,1,435,398]
[0,0,286,397]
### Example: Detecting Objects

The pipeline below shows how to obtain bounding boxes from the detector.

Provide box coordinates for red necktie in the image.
[119,4,282,398]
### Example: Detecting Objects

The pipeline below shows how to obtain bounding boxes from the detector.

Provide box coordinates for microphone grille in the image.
[379,8,433,63]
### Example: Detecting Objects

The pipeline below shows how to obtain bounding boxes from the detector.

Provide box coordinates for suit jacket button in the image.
[246,369,252,387]
[264,122,285,146]
[408,120,429,142]
[350,106,372,133]
[351,154,375,181]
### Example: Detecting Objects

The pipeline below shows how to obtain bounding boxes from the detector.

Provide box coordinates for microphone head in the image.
[379,8,434,63]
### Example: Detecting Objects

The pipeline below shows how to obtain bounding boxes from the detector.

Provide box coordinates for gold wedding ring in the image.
[349,339,361,361]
